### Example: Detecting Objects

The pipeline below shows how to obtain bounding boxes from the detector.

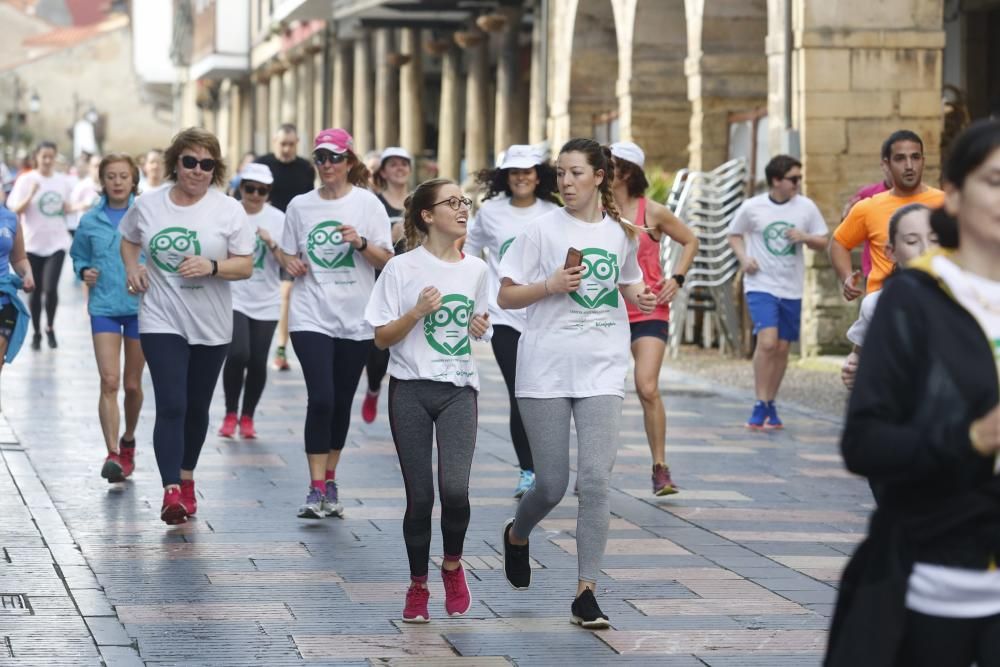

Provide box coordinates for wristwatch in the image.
[356,236,368,252]
[672,274,686,287]
[210,260,219,276]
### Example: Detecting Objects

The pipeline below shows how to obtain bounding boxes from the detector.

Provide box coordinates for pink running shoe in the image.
[239,415,256,439]
[161,488,187,525]
[402,583,430,624]
[441,565,472,617]
[218,412,237,438]
[361,390,379,424]
[179,480,197,516]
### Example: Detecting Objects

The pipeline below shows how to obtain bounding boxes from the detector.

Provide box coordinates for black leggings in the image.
[222,312,278,416]
[140,333,228,486]
[491,324,532,471]
[26,251,65,334]
[896,609,1000,666]
[289,331,370,455]
[366,345,390,393]
[388,378,477,579]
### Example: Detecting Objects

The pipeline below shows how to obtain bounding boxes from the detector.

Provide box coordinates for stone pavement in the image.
[0,282,871,666]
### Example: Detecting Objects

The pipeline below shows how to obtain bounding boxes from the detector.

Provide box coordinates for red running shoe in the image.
[161,487,187,525]
[441,565,472,617]
[180,480,197,516]
[402,583,430,624]
[118,439,136,479]
[361,390,379,424]
[239,415,256,439]
[218,412,237,438]
[101,453,124,483]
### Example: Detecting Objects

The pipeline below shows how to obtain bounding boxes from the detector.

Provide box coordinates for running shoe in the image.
[324,480,344,518]
[513,469,535,499]
[570,588,610,629]
[118,438,136,479]
[272,346,290,371]
[45,329,57,349]
[161,487,187,525]
[298,487,327,519]
[652,463,677,496]
[361,390,379,424]
[402,583,430,623]
[746,401,767,430]
[30,333,41,351]
[100,453,124,483]
[179,480,197,516]
[441,564,472,616]
[238,415,256,439]
[502,518,531,590]
[218,412,237,438]
[765,401,784,430]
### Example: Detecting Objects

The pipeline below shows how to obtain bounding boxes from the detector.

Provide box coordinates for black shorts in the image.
[629,319,669,343]
[0,301,18,340]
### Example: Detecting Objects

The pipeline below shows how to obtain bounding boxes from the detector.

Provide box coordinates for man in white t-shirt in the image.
[727,155,828,430]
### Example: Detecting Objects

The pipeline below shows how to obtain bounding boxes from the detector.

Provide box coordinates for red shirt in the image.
[626,197,671,324]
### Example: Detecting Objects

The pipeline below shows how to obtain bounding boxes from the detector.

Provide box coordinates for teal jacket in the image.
[70,195,141,317]
[0,273,29,363]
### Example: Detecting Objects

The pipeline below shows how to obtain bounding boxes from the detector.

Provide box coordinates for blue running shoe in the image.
[513,470,535,499]
[765,401,783,430]
[746,401,767,430]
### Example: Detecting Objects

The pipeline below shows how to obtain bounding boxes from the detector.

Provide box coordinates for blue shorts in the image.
[745,291,801,342]
[91,315,140,340]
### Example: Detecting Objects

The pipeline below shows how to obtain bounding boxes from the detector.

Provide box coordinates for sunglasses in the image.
[314,151,347,165]
[784,175,802,185]
[430,196,473,211]
[180,156,217,172]
[241,183,271,196]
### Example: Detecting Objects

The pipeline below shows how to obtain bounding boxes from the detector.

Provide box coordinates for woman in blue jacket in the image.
[70,153,145,483]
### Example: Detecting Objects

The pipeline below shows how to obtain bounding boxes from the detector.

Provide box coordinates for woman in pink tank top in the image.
[609,142,699,496]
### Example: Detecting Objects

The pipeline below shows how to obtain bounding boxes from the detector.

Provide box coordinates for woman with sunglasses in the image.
[218,164,285,440]
[120,128,255,525]
[277,128,393,520]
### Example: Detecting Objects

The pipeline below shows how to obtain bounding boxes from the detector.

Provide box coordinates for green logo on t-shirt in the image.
[570,248,619,310]
[498,237,515,261]
[149,227,200,273]
[424,294,473,356]
[307,220,355,269]
[763,221,796,256]
[39,192,64,217]
[253,237,267,270]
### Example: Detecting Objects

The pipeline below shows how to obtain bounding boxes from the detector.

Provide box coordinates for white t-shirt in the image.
[68,176,101,232]
[231,204,285,321]
[498,208,643,399]
[281,187,393,340]
[905,255,1000,619]
[846,290,882,347]
[727,193,828,299]
[464,196,560,332]
[365,246,491,390]
[119,186,255,346]
[8,171,73,256]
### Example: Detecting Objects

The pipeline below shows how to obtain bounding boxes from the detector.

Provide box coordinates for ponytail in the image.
[346,151,371,189]
[929,207,959,249]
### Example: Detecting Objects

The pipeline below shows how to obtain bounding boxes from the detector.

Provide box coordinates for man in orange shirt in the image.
[830,130,944,299]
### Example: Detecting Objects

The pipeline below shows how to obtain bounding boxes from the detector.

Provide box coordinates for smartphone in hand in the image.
[564,247,583,270]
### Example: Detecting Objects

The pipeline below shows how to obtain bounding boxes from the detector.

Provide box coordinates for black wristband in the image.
[210,260,219,276]
[357,236,368,252]
[672,274,686,287]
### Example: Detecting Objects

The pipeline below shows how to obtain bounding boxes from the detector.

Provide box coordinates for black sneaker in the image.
[502,518,531,590]
[45,329,57,349]
[30,333,41,350]
[571,588,610,629]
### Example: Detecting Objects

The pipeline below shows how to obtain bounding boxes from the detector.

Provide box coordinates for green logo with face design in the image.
[763,221,796,256]
[570,248,620,309]
[39,191,64,217]
[149,227,200,273]
[424,294,474,356]
[307,220,355,270]
[253,237,267,269]
[498,237,515,261]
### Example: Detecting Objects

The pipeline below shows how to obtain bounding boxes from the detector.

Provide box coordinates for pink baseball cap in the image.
[314,128,354,154]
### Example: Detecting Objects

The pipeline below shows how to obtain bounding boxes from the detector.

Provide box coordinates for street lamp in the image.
[28,92,41,113]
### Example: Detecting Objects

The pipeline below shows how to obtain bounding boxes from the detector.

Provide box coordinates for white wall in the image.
[132,1,175,85]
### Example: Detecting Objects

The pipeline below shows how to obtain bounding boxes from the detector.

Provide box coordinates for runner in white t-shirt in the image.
[498,138,656,629]
[276,129,393,520]
[7,141,73,350]
[120,128,255,526]
[218,164,285,441]
[464,144,561,498]
[364,179,491,624]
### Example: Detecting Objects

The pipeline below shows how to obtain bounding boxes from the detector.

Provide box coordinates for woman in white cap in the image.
[277,128,393,520]
[466,144,561,497]
[609,141,698,496]
[218,163,285,440]
[361,146,413,424]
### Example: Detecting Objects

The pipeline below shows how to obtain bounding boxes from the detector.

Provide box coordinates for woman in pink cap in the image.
[276,129,394,520]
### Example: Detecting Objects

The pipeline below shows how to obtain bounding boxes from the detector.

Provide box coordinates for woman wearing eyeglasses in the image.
[277,128,393,520]
[120,127,255,525]
[218,163,285,440]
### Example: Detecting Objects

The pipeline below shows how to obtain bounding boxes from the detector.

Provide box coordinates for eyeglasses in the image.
[314,151,347,165]
[430,196,472,211]
[180,156,217,172]
[784,175,802,185]
[241,183,271,196]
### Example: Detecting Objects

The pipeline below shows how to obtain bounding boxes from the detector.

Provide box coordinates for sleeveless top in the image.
[626,197,671,324]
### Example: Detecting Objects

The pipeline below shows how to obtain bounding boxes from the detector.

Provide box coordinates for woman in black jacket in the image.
[827,120,1000,667]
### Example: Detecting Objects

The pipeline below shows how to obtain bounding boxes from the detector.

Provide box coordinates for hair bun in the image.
[929,206,959,249]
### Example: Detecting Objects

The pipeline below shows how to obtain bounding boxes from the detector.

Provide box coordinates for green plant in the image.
[645,167,677,204]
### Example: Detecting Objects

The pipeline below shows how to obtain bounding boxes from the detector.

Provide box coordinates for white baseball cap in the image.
[380,146,413,164]
[610,141,645,169]
[499,144,544,170]
[239,163,274,185]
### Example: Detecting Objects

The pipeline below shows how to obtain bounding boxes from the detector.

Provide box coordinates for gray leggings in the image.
[511,395,623,583]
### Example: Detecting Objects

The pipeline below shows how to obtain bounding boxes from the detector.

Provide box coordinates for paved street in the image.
[0,281,869,666]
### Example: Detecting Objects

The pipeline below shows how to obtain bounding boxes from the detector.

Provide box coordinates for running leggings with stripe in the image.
[490,324,532,471]
[26,251,65,334]
[388,378,477,579]
[140,333,228,486]
[289,331,370,454]
[511,395,623,583]
[222,312,278,416]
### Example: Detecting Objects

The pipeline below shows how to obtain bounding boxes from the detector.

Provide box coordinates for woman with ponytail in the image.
[827,119,1000,666]
[496,137,656,628]
[276,129,394,520]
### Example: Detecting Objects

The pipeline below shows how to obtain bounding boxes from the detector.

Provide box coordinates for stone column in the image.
[494,7,524,153]
[332,41,353,129]
[296,56,312,141]
[399,27,424,160]
[374,28,400,149]
[437,45,463,181]
[353,31,374,154]
[528,0,547,144]
[464,34,491,179]
[281,60,297,128]
[239,81,253,156]
[254,72,270,153]
[312,47,324,135]
[268,64,285,135]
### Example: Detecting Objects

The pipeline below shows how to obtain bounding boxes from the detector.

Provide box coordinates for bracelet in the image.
[356,236,368,252]
[543,277,551,295]
[210,260,219,277]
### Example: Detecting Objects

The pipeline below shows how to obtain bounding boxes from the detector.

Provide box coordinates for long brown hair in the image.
[402,178,452,251]
[559,138,634,239]
[344,150,371,189]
